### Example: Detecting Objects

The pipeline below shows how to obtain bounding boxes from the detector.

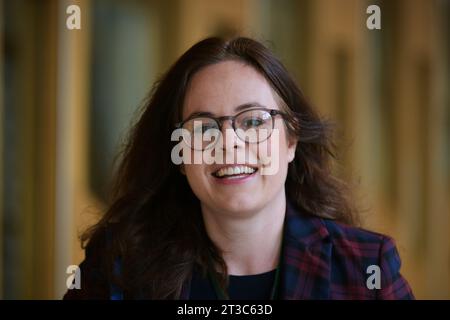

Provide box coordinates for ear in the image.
[287,138,297,163]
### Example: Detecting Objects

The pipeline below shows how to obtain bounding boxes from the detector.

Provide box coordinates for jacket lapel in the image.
[279,202,332,299]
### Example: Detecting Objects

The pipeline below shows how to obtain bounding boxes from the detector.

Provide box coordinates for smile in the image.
[212,165,258,179]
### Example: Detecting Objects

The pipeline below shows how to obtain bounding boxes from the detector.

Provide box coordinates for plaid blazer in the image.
[64,201,414,300]
[180,201,414,300]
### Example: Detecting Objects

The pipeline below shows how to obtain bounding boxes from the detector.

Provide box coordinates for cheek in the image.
[184,164,208,194]
[256,125,292,176]
[274,124,296,164]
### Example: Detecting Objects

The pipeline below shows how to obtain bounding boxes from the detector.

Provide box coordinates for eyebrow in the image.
[184,102,267,120]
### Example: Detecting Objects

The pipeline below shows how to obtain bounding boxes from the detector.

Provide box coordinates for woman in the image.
[64,37,414,300]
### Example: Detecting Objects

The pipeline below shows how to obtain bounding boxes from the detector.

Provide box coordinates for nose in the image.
[220,119,244,150]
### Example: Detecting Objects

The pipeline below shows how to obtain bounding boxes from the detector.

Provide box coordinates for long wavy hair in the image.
[82,37,358,299]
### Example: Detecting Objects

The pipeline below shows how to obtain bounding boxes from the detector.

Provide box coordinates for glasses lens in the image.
[235,109,273,143]
[182,118,220,150]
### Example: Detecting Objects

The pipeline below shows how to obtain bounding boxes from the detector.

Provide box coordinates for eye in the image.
[242,117,264,128]
[193,123,217,134]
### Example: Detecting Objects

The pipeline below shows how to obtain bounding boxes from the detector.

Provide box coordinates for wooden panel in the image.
[0,0,4,299]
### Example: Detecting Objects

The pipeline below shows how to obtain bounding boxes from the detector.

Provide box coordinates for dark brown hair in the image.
[82,37,358,299]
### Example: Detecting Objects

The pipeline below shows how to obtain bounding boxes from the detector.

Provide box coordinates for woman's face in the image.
[181,60,297,216]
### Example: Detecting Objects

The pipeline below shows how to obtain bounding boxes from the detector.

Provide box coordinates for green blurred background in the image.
[0,0,449,299]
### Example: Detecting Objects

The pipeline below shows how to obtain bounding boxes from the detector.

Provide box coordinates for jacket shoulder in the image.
[63,223,115,300]
[320,218,414,299]
[323,219,389,246]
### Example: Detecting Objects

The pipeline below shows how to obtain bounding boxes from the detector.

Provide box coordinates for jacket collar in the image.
[283,200,330,248]
[279,201,332,299]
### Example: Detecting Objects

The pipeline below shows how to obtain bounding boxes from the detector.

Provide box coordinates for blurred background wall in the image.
[0,0,449,299]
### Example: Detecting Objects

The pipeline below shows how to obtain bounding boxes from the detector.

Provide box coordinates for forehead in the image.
[182,60,279,118]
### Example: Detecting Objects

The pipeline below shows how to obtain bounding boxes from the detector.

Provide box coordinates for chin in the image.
[213,195,261,216]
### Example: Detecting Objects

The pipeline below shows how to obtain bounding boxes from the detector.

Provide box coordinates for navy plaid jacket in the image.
[64,201,414,300]
[180,201,414,300]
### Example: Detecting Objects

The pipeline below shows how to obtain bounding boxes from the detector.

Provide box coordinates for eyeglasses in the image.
[175,108,286,150]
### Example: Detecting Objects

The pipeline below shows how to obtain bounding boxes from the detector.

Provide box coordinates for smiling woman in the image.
[63,37,414,300]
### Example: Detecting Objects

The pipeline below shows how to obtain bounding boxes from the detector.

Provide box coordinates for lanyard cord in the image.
[208,231,284,300]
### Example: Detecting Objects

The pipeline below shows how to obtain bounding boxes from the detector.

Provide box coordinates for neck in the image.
[201,190,286,276]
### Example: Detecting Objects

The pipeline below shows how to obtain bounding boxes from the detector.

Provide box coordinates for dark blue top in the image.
[189,268,277,300]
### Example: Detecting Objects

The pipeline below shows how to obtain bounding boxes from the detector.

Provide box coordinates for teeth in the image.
[215,166,256,177]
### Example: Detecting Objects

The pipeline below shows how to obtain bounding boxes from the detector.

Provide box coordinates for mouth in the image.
[211,165,259,179]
